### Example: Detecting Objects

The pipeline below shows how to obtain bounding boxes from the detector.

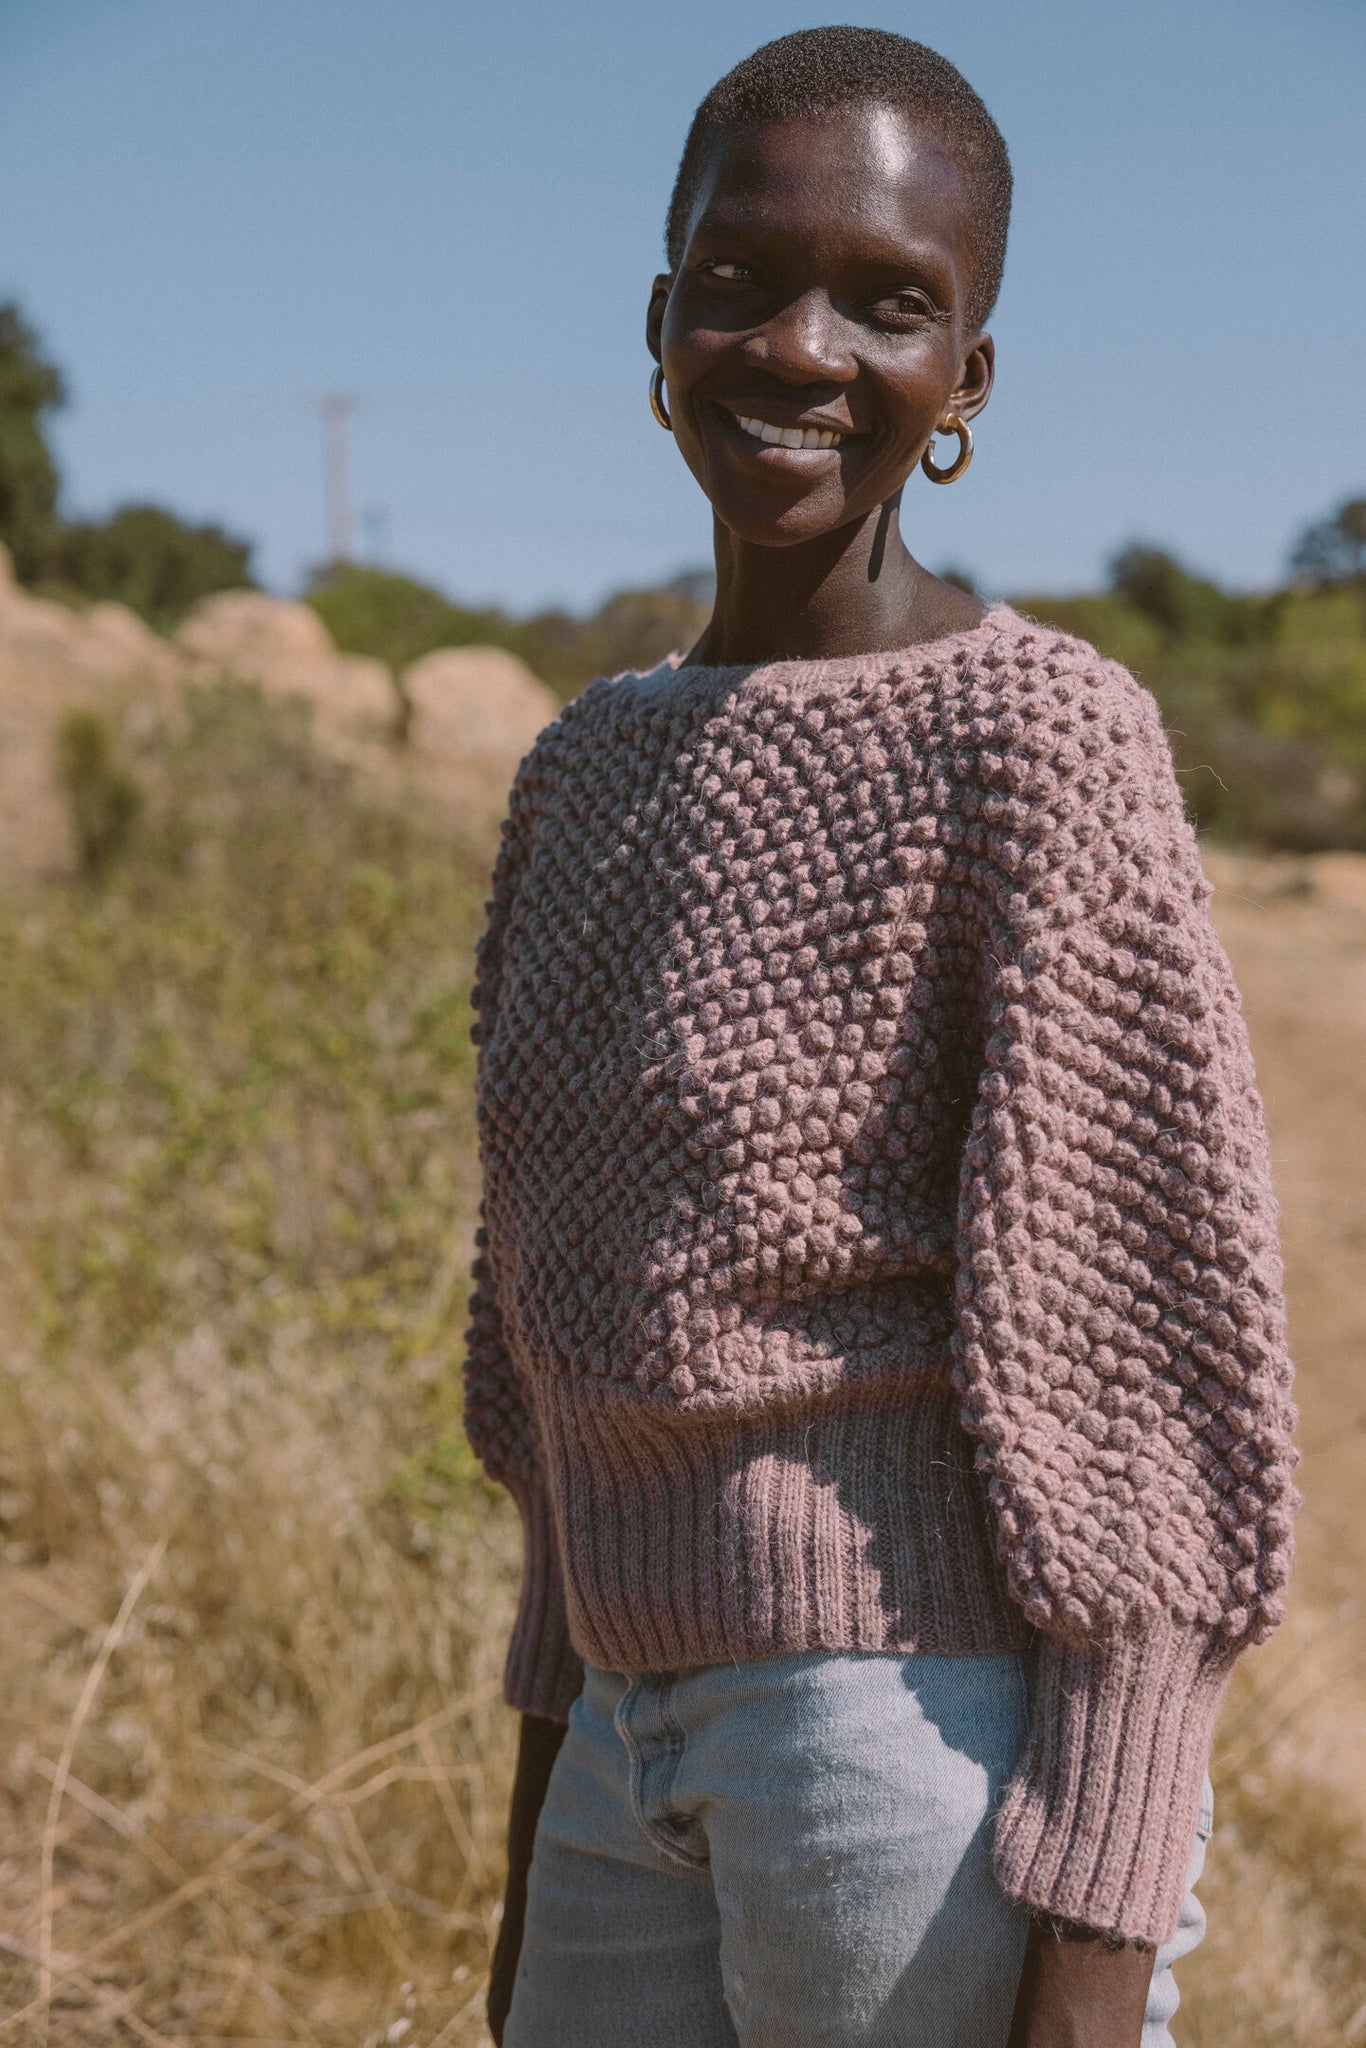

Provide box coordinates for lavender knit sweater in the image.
[463,603,1297,1943]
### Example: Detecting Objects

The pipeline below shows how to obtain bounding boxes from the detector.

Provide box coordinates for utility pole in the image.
[303,393,363,565]
[361,504,390,566]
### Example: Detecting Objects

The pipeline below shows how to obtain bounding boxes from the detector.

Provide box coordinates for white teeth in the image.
[734,412,843,450]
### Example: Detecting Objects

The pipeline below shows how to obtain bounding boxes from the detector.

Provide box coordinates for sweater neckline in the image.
[620,602,1022,701]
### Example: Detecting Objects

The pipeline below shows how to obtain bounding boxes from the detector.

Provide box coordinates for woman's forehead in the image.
[685,105,968,249]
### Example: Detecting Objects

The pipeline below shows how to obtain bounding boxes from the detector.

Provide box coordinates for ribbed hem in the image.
[541,1377,1022,1674]
[993,1618,1235,1944]
[501,1471,584,1723]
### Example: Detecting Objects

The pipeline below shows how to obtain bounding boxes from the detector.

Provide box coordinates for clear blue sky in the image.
[1,0,1362,613]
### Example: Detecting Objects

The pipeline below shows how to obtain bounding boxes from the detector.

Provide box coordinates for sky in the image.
[0,0,1362,614]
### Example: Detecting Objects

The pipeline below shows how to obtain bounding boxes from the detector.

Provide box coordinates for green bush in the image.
[47,501,256,629]
[53,707,144,874]
[1014,578,1366,852]
[306,561,512,674]
[12,682,489,1368]
[0,300,64,582]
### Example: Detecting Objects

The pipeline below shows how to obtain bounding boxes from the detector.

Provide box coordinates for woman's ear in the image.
[646,274,671,364]
[951,333,995,421]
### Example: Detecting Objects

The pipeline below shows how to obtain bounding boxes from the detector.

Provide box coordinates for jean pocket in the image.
[1195,1777,1214,1842]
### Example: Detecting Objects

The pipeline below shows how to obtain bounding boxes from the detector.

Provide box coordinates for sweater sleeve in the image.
[464,765,584,1723]
[953,652,1297,1943]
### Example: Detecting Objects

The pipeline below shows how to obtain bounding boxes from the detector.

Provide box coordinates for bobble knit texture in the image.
[464,606,1297,1943]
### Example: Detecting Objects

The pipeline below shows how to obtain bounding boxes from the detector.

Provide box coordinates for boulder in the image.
[176,589,394,731]
[82,601,179,678]
[0,544,562,873]
[0,545,177,687]
[0,545,191,878]
[403,646,558,770]
[177,590,336,670]
[0,581,96,669]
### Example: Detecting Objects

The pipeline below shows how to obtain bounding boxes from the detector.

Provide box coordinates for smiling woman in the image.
[462,27,1297,2048]
[649,87,998,657]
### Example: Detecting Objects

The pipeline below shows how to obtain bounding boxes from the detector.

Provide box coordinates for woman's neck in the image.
[687,496,986,667]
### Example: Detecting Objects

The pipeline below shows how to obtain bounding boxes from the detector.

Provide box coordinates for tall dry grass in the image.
[0,686,520,2044]
[0,682,1362,2043]
[1182,1613,1366,2045]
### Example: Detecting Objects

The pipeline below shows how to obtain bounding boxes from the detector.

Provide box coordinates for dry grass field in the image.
[0,688,1363,2044]
[1175,852,1366,2045]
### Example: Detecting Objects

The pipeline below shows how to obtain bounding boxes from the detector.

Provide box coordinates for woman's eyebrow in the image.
[692,208,955,267]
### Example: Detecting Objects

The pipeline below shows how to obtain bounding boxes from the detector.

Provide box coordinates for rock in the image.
[177,590,336,671]
[84,600,170,662]
[0,549,561,874]
[0,586,93,667]
[0,543,177,687]
[298,652,396,731]
[177,590,394,732]
[73,603,180,686]
[403,646,558,769]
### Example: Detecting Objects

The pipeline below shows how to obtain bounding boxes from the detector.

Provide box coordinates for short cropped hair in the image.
[665,27,1012,331]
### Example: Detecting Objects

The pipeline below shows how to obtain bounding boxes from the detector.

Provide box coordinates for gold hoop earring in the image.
[649,366,672,432]
[921,413,972,484]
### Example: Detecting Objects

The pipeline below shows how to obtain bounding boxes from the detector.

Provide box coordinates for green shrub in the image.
[53,706,144,874]
[47,501,256,628]
[1014,582,1366,852]
[13,683,490,1369]
[0,299,64,582]
[306,562,511,675]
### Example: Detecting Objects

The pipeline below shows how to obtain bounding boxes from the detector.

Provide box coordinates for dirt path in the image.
[1208,852,1366,1614]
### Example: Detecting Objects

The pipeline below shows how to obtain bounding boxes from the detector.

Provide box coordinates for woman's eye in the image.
[874,291,935,322]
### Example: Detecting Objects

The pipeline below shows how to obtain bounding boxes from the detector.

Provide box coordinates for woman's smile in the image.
[722,405,852,454]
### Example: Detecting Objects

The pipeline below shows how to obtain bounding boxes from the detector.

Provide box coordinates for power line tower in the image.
[303,393,363,565]
[361,504,390,566]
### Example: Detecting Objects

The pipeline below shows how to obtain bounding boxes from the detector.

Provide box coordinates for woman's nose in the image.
[744,289,855,385]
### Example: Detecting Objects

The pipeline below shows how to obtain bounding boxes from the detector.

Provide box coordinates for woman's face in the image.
[648,102,995,549]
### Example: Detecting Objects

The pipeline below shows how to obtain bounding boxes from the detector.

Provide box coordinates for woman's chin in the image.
[681,439,889,550]
[700,473,864,550]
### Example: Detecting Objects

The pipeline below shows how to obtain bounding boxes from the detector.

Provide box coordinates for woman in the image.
[464,28,1297,2047]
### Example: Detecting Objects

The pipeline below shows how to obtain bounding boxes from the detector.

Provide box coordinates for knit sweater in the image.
[463,602,1297,1944]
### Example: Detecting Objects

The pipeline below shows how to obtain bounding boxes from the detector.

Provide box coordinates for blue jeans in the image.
[505,1653,1212,2048]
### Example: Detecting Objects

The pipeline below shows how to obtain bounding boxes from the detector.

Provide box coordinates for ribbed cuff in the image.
[501,1470,584,1724]
[994,1618,1235,1944]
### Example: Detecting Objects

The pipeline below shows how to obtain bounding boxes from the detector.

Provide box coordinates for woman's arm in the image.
[467,748,584,2039]
[464,749,585,1722]
[487,1711,568,2046]
[1008,1917,1155,2047]
[951,653,1296,1945]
